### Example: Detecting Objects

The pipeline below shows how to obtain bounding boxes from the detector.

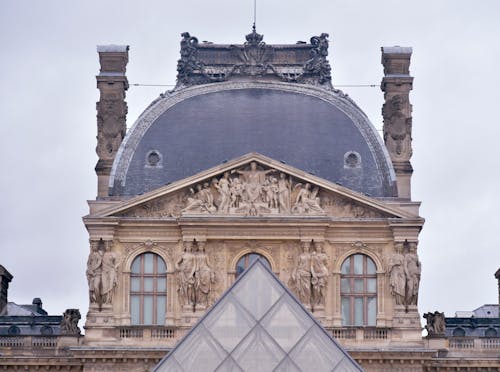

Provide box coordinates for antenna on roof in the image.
[253,0,257,31]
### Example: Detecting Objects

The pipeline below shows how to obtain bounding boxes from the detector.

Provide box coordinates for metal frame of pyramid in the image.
[154,259,363,372]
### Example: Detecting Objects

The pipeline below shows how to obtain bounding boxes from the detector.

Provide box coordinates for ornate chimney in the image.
[95,45,129,198]
[381,47,414,199]
[0,265,13,314]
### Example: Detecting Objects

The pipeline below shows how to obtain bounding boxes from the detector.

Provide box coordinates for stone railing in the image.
[0,335,79,351]
[329,328,390,341]
[118,326,177,340]
[449,337,500,350]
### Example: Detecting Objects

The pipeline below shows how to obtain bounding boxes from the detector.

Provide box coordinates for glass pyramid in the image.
[154,259,363,372]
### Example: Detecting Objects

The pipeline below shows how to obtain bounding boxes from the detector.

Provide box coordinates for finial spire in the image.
[253,0,257,32]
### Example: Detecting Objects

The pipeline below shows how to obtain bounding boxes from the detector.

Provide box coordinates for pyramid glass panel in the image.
[273,356,301,372]
[154,260,362,372]
[289,326,346,371]
[261,295,313,352]
[215,356,244,372]
[204,293,256,352]
[168,324,227,372]
[232,325,285,371]
[232,263,284,320]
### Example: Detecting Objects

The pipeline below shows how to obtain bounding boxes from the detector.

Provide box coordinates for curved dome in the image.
[110,82,396,197]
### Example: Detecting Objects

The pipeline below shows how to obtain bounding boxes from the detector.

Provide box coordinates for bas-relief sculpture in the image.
[289,241,329,309]
[382,94,412,160]
[86,239,119,310]
[175,240,215,310]
[388,246,421,310]
[117,161,387,219]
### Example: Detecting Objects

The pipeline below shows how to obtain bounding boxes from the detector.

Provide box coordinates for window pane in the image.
[144,254,154,274]
[143,296,153,325]
[131,296,140,325]
[353,255,363,275]
[157,277,167,292]
[366,257,376,274]
[156,296,166,325]
[354,298,363,326]
[131,257,141,273]
[131,277,141,292]
[341,278,350,293]
[353,279,364,293]
[341,297,351,326]
[367,278,377,293]
[144,278,154,292]
[367,297,376,326]
[235,254,271,278]
[341,257,350,274]
[157,257,167,273]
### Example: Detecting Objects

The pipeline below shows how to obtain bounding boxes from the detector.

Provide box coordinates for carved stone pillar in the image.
[95,45,129,198]
[0,265,13,314]
[381,47,414,199]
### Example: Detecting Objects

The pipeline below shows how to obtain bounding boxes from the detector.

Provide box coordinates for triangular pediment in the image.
[153,259,363,371]
[95,153,413,219]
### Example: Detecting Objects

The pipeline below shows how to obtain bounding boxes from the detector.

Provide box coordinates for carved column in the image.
[95,45,129,198]
[381,47,414,199]
[0,265,13,314]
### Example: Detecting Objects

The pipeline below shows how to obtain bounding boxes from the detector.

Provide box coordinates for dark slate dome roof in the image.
[109,82,396,197]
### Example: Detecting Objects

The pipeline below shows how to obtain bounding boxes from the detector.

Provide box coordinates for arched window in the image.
[452,327,466,337]
[340,254,377,326]
[236,253,271,278]
[130,253,167,325]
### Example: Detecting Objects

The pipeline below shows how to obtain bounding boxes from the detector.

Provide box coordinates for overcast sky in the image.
[1,1,499,329]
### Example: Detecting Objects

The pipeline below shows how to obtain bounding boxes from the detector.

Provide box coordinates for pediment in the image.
[96,153,412,219]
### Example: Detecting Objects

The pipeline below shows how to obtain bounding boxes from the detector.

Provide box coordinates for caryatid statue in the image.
[311,242,329,307]
[289,241,313,305]
[86,239,118,310]
[195,242,215,307]
[175,241,197,307]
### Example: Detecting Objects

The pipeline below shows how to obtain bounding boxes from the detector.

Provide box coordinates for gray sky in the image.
[1,0,499,328]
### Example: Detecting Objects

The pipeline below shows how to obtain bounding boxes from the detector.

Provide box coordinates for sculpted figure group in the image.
[424,311,446,336]
[175,240,215,309]
[60,309,81,335]
[86,239,119,310]
[388,245,421,310]
[289,241,329,309]
[181,162,324,216]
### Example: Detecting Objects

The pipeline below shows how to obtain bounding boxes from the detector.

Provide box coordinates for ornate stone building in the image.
[0,30,499,371]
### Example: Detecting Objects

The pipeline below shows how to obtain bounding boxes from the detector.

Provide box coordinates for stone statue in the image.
[289,241,313,305]
[60,309,81,335]
[405,252,421,306]
[424,311,446,336]
[181,184,216,214]
[214,172,231,213]
[388,252,406,306]
[235,162,274,204]
[292,183,324,214]
[389,248,421,309]
[86,242,103,305]
[311,243,328,307]
[175,241,197,307]
[86,240,118,309]
[195,243,215,307]
[277,173,291,213]
[101,245,118,305]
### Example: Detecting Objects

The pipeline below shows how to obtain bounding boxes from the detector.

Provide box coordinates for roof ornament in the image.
[303,33,332,84]
[245,23,264,46]
[176,32,207,86]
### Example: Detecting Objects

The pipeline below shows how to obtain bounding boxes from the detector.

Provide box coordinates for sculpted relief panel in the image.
[117,161,386,219]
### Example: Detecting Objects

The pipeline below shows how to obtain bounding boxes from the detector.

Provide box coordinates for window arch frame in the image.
[340,253,377,327]
[234,252,272,278]
[129,252,167,326]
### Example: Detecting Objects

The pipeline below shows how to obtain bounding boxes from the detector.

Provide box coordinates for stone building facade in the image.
[0,30,499,371]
